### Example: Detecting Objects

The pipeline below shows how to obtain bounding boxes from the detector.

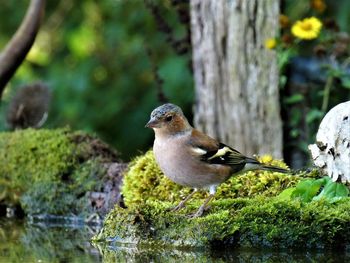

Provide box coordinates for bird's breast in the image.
[153,135,231,188]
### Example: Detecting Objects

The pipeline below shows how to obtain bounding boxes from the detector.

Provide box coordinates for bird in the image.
[6,82,51,130]
[145,103,289,218]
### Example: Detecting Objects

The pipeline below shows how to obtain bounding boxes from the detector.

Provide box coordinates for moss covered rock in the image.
[122,151,309,207]
[93,151,349,249]
[0,128,121,217]
[94,197,350,249]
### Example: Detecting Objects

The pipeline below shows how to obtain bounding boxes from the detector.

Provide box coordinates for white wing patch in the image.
[191,147,207,155]
[207,146,232,160]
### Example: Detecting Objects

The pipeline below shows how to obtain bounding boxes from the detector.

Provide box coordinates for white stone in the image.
[308,101,350,183]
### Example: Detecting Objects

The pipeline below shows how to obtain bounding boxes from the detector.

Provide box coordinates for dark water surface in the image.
[1,218,349,263]
[0,218,101,262]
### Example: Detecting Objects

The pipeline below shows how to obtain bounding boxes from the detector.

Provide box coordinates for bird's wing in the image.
[188,129,220,153]
[188,129,258,172]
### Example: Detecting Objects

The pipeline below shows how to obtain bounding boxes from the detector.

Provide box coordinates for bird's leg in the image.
[171,189,197,212]
[188,185,216,218]
[187,194,214,218]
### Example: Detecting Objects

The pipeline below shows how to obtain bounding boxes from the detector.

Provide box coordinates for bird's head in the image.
[145,103,191,135]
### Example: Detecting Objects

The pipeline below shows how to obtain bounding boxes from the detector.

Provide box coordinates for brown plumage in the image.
[6,82,51,129]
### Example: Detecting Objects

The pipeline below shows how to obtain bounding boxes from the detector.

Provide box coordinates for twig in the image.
[321,75,333,112]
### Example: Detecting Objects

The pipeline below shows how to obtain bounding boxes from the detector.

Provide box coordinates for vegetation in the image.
[279,176,350,203]
[94,195,350,249]
[1,1,347,163]
[122,151,306,208]
[0,128,119,216]
[0,0,193,159]
[275,0,350,165]
[0,0,349,257]
[92,151,350,249]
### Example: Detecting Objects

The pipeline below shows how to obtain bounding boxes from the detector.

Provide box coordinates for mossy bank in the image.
[93,151,350,249]
[0,128,123,218]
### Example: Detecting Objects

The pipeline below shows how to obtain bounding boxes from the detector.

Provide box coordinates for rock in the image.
[89,163,127,214]
[121,151,292,208]
[309,101,350,183]
[0,128,126,218]
[93,151,332,249]
[93,194,350,249]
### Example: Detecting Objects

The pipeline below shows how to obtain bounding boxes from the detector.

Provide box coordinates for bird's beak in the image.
[145,118,160,128]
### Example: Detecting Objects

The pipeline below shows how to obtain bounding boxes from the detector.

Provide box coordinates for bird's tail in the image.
[245,157,290,174]
[259,165,290,173]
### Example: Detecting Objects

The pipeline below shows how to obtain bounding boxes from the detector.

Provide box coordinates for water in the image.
[1,219,349,263]
[0,219,101,263]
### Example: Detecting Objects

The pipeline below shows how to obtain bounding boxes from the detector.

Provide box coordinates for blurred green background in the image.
[0,0,349,163]
[0,0,194,160]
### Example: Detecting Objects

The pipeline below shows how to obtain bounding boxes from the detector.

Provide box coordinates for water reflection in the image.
[0,219,349,262]
[96,242,350,263]
[0,219,101,262]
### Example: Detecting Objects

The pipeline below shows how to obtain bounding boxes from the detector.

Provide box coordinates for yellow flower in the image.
[291,17,322,40]
[264,38,277,49]
[258,155,273,164]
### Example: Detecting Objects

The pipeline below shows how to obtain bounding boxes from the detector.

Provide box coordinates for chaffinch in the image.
[146,103,289,217]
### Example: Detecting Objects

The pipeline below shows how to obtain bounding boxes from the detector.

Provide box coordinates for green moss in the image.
[122,151,191,207]
[0,129,75,193]
[122,150,315,207]
[96,151,346,249]
[0,128,117,215]
[94,196,350,249]
[236,197,350,248]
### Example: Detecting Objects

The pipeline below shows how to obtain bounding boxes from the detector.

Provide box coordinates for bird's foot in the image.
[169,189,198,212]
[167,200,186,212]
[186,205,211,219]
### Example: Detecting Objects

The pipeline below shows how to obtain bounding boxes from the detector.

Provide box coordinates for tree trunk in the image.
[190,0,282,158]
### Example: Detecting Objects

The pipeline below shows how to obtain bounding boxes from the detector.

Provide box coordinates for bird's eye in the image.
[165,115,173,122]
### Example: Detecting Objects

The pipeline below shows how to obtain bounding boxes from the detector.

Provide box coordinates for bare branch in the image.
[0,0,46,96]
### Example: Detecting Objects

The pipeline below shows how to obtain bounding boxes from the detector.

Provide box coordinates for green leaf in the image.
[327,67,343,78]
[276,177,350,204]
[284,94,304,104]
[306,109,324,123]
[291,178,328,202]
[277,48,297,70]
[279,75,287,88]
[313,179,350,203]
[67,24,98,59]
[289,129,299,138]
[278,187,296,200]
[290,108,302,126]
[341,77,350,89]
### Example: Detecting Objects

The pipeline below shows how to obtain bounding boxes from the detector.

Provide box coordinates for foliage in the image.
[0,128,117,215]
[0,0,349,165]
[279,176,350,203]
[274,0,350,166]
[121,151,312,207]
[93,151,350,249]
[0,0,193,159]
[94,196,350,249]
[1,0,349,166]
